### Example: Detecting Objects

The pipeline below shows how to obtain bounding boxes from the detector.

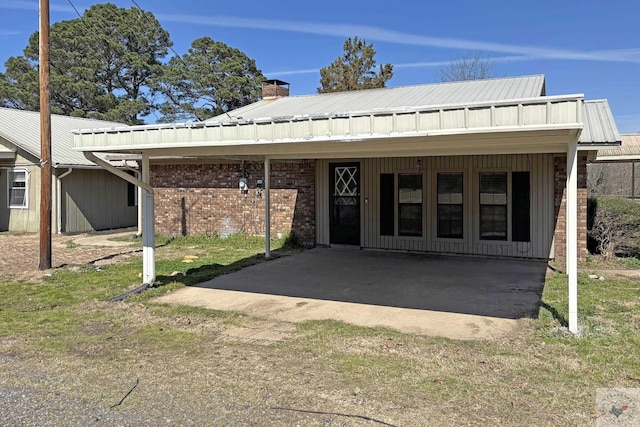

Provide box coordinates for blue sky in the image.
[1,0,639,132]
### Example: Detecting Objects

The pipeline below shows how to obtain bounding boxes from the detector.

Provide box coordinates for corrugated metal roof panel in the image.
[0,107,125,166]
[580,100,621,144]
[209,75,546,122]
[596,134,640,159]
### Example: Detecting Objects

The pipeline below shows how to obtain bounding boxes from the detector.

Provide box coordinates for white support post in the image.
[567,140,579,334]
[265,157,271,258]
[141,153,156,284]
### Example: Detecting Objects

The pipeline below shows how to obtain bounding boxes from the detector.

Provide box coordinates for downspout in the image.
[56,168,73,234]
[83,151,155,286]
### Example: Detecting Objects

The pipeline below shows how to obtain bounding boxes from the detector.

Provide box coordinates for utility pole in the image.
[39,0,52,270]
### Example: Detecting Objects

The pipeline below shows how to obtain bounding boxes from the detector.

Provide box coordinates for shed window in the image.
[8,169,28,209]
[127,171,138,207]
[479,172,507,240]
[437,172,463,239]
[398,174,422,236]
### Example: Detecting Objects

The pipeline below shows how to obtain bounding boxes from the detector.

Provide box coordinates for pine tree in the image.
[317,37,393,94]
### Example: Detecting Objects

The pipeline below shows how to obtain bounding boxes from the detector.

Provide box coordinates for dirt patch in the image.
[0,232,139,281]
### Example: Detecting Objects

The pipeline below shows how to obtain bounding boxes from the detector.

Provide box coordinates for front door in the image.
[329,163,360,245]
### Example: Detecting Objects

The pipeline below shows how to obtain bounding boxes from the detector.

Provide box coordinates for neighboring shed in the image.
[591,134,640,198]
[73,74,621,334]
[0,108,137,233]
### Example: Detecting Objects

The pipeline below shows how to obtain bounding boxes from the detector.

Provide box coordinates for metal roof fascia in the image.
[73,93,586,137]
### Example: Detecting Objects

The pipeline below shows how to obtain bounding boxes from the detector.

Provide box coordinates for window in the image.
[437,172,463,239]
[398,174,422,236]
[8,169,28,209]
[479,172,507,240]
[127,171,138,207]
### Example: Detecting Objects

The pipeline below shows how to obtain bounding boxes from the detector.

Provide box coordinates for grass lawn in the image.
[1,235,639,425]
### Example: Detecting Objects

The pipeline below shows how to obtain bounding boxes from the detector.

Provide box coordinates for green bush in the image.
[588,196,640,258]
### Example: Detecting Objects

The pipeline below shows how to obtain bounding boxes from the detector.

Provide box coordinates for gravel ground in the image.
[0,385,390,426]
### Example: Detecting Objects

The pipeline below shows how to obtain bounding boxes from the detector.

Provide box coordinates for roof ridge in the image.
[276,74,546,100]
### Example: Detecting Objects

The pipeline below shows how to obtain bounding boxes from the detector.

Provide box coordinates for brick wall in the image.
[151,161,315,245]
[262,83,289,98]
[554,154,588,262]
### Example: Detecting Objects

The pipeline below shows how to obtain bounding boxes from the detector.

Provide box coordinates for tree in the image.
[589,196,640,258]
[151,37,264,122]
[0,3,171,124]
[317,36,393,94]
[438,53,495,82]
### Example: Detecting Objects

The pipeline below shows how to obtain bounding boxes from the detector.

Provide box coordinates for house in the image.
[73,75,622,333]
[591,133,640,198]
[0,108,137,233]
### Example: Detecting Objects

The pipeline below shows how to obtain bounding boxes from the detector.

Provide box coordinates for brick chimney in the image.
[262,79,290,100]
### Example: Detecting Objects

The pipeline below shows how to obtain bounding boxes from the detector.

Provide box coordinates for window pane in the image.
[437,173,463,204]
[480,173,507,194]
[438,205,463,238]
[480,205,507,240]
[437,173,463,238]
[399,204,422,236]
[398,174,422,203]
[10,189,25,206]
[399,174,421,190]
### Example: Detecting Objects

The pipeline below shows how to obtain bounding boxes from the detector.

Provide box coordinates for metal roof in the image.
[75,94,586,159]
[580,100,621,145]
[0,107,124,167]
[209,75,546,122]
[595,134,640,161]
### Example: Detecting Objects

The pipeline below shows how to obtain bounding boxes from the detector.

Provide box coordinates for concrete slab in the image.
[154,248,547,340]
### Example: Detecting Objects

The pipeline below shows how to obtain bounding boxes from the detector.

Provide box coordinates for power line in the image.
[129,0,185,67]
[66,0,82,19]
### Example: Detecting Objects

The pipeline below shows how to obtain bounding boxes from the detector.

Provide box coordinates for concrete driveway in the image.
[154,248,548,340]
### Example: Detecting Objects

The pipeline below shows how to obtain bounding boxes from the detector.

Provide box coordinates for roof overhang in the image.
[0,151,16,160]
[74,94,588,159]
[0,140,17,159]
[592,155,640,163]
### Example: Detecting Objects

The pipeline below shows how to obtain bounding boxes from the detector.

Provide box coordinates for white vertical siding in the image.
[317,154,556,259]
[315,159,330,245]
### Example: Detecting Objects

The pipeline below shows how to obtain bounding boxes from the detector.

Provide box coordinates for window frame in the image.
[8,168,29,209]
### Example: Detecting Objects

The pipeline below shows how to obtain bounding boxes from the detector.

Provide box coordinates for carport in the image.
[72,77,621,335]
[154,248,548,339]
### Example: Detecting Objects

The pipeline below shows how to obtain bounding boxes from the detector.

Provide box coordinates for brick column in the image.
[554,154,588,264]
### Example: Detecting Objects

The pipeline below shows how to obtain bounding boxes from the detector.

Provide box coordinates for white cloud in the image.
[158,14,640,65]
[0,30,22,37]
[265,55,542,78]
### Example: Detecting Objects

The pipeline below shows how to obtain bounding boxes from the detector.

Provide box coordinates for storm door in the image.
[329,163,360,245]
